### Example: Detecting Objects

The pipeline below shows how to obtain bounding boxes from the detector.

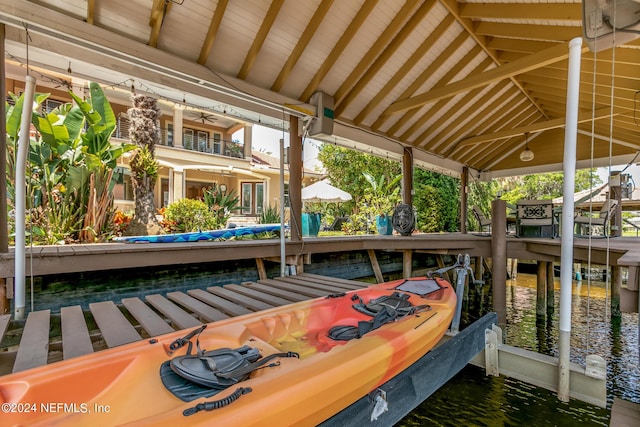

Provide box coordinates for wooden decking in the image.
[0,273,369,376]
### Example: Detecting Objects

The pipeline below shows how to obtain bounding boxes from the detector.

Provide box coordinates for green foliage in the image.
[203,184,241,227]
[318,145,401,213]
[259,204,280,224]
[5,83,133,244]
[162,198,218,233]
[129,146,159,181]
[413,169,460,232]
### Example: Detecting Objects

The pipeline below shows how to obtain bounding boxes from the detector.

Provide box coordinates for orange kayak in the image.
[0,277,456,426]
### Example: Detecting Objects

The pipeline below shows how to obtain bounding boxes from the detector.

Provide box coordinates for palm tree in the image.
[126,94,162,235]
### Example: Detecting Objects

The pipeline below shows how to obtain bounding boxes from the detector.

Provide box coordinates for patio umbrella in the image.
[301,180,352,203]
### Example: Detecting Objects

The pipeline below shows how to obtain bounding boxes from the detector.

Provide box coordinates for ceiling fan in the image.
[188,111,218,124]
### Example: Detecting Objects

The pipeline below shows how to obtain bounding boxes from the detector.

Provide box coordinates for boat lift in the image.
[321,253,607,426]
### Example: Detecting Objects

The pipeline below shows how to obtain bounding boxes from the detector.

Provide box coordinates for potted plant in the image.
[362,172,402,235]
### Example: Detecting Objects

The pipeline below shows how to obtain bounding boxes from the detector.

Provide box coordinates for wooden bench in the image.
[89,301,141,348]
[186,289,252,317]
[224,284,292,307]
[167,291,229,323]
[13,310,50,373]
[122,297,175,337]
[245,282,309,302]
[145,294,202,330]
[205,286,274,311]
[61,305,94,360]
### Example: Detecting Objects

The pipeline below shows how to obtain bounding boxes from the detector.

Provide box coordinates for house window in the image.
[113,167,133,201]
[183,128,194,150]
[241,182,265,215]
[166,123,173,147]
[116,114,130,139]
[212,133,222,154]
[44,99,63,114]
[197,131,209,153]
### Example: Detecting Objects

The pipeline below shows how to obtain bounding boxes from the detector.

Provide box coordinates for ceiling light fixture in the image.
[520,132,534,162]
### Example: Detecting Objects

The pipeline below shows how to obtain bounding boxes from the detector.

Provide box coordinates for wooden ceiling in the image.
[1,0,640,178]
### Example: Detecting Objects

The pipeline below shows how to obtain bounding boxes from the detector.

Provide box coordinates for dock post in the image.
[536,261,547,317]
[546,261,555,312]
[611,266,622,318]
[558,36,583,403]
[491,198,507,327]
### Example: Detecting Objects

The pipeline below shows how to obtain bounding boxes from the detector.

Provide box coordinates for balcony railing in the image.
[114,120,245,159]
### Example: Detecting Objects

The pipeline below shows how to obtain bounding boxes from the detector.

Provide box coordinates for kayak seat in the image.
[161,328,299,402]
[328,292,431,341]
[170,345,261,389]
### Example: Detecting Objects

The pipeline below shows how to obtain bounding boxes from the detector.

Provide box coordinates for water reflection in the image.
[398,273,639,426]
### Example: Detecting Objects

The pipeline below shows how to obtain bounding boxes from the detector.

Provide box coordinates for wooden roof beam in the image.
[458,106,630,147]
[198,0,228,65]
[237,0,284,80]
[148,0,173,48]
[300,0,377,102]
[459,4,582,21]
[333,0,421,106]
[86,0,95,25]
[385,41,583,116]
[271,0,334,92]
[474,22,581,42]
[437,0,549,123]
[335,0,436,115]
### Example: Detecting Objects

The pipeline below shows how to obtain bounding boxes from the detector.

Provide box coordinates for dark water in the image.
[398,274,639,426]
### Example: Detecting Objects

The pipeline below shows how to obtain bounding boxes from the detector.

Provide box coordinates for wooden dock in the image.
[0,273,369,376]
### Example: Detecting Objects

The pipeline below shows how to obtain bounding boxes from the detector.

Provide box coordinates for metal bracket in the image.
[585,354,606,380]
[484,325,502,377]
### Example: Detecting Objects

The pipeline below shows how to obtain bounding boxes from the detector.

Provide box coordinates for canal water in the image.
[398,274,639,426]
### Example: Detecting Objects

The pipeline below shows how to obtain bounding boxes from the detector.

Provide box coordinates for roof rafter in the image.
[148,0,173,48]
[198,0,229,65]
[459,106,630,147]
[237,0,285,80]
[333,0,421,106]
[386,41,582,116]
[300,0,377,102]
[459,3,581,20]
[86,0,95,25]
[474,21,581,41]
[271,0,334,92]
[353,14,456,126]
[335,0,437,116]
[374,31,470,134]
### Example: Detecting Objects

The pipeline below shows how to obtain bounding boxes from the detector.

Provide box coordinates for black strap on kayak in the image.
[182,387,253,416]
[168,325,207,355]
[215,351,299,379]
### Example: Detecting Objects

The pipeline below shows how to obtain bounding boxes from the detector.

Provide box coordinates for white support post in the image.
[14,74,36,320]
[558,37,582,402]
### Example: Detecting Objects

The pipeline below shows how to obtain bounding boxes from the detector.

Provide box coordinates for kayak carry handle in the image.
[183,387,253,416]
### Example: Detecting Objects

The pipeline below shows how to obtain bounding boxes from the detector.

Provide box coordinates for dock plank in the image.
[275,276,361,293]
[89,301,141,348]
[187,289,252,317]
[61,305,94,360]
[297,273,368,289]
[206,286,274,311]
[243,282,308,302]
[224,284,292,307]
[145,294,202,330]
[13,310,50,373]
[122,297,174,337]
[0,314,10,344]
[257,278,339,298]
[167,291,229,322]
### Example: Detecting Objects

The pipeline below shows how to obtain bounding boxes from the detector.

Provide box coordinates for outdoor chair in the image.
[574,199,618,237]
[515,200,557,238]
[472,205,491,234]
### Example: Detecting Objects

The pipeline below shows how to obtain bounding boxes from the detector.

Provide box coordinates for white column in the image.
[243,125,253,159]
[14,75,36,320]
[173,104,184,148]
[558,37,583,402]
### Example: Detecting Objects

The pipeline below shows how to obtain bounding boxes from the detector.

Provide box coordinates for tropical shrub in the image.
[259,204,280,224]
[162,198,217,233]
[203,184,241,228]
